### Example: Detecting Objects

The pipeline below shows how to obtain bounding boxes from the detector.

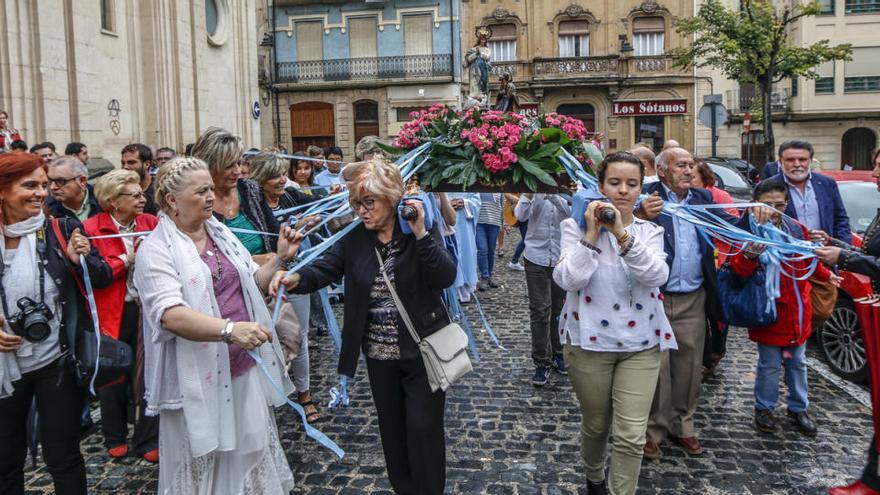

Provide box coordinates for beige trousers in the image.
[647,288,707,443]
[565,345,661,495]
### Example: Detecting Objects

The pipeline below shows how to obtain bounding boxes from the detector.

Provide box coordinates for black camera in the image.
[7,297,53,343]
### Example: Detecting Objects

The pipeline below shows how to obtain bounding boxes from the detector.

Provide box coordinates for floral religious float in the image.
[381,104,603,192]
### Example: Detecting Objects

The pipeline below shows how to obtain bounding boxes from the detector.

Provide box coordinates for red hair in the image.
[0,152,46,192]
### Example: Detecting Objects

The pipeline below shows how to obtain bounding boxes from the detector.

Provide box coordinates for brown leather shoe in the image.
[675,436,703,455]
[643,439,661,460]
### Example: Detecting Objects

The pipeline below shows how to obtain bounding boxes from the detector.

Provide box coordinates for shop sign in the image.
[519,103,539,117]
[612,99,687,116]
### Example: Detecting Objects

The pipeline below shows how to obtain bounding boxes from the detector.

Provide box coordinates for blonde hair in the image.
[191,126,243,177]
[343,157,404,206]
[248,152,288,185]
[154,157,210,213]
[93,169,141,210]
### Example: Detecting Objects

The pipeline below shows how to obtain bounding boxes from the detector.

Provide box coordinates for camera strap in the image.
[0,227,48,320]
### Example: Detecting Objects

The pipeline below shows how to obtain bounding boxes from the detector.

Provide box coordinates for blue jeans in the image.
[511,222,528,264]
[754,343,809,413]
[475,223,500,278]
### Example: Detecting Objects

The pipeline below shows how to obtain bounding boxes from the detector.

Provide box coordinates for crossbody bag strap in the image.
[374,248,421,345]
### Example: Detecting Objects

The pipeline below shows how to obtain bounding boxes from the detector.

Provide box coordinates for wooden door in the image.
[841,127,877,170]
[290,102,335,152]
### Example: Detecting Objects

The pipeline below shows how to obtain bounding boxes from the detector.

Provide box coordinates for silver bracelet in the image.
[220,319,234,344]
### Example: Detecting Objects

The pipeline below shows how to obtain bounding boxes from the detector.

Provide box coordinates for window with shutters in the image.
[488,24,517,62]
[404,15,433,56]
[296,21,324,81]
[349,18,378,59]
[816,61,835,94]
[632,17,665,57]
[845,47,880,93]
[558,21,589,58]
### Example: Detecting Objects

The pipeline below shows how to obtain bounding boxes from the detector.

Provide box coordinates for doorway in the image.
[290,102,335,151]
[353,100,380,146]
[841,127,877,170]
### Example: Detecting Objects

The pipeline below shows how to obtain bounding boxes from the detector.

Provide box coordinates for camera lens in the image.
[24,320,51,343]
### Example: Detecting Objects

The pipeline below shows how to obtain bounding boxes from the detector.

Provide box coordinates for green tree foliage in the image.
[669,0,851,163]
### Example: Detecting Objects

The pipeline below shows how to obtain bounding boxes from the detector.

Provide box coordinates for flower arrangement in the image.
[385,104,601,192]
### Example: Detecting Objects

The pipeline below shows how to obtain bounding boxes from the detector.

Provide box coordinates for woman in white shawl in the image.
[134,157,303,494]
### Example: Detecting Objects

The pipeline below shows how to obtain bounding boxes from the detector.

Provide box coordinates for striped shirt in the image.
[477,193,504,226]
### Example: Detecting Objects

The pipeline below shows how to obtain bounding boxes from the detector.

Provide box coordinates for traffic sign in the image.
[698,103,728,127]
[252,100,261,120]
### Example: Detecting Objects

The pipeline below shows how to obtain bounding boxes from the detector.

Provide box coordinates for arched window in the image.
[558,21,589,58]
[290,102,335,151]
[354,100,380,145]
[632,17,665,56]
[488,24,517,62]
[557,103,595,132]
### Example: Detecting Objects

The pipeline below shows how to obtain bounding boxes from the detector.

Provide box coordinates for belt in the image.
[663,288,704,297]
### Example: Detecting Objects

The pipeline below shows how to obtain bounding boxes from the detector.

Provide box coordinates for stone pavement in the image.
[24,246,873,494]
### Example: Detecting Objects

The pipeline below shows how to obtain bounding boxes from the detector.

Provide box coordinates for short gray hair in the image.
[191,126,243,177]
[154,157,210,213]
[248,152,288,185]
[48,155,88,178]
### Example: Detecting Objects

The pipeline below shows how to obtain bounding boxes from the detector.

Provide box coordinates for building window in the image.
[556,104,595,133]
[296,21,324,62]
[349,17,378,59]
[632,17,665,56]
[404,15,433,56]
[205,0,229,46]
[488,24,517,62]
[845,0,880,14]
[100,0,116,32]
[819,0,836,14]
[791,77,798,96]
[816,60,835,94]
[845,47,880,93]
[635,116,665,153]
[354,100,380,145]
[558,21,589,58]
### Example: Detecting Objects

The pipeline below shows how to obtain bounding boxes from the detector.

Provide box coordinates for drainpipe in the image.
[270,0,281,147]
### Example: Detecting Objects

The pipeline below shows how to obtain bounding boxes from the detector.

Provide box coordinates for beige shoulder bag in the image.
[374,249,472,392]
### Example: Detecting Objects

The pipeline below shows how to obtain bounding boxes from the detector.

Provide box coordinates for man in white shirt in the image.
[514,193,572,386]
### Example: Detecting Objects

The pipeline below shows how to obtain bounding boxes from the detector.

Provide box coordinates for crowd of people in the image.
[0,106,878,495]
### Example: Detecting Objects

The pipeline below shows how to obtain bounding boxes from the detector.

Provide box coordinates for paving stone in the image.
[23,232,874,494]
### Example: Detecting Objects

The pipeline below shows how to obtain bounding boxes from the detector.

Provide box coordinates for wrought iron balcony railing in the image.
[533,56,620,78]
[276,54,453,85]
[725,88,791,114]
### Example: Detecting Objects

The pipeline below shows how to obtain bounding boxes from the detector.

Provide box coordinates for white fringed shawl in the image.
[134,213,294,457]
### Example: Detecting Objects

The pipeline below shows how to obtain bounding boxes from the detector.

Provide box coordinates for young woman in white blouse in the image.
[553,152,676,495]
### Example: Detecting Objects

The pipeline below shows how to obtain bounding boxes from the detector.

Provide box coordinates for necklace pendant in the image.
[206,250,214,257]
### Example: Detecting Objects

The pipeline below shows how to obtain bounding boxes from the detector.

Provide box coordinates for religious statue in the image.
[493,71,519,113]
[463,26,493,108]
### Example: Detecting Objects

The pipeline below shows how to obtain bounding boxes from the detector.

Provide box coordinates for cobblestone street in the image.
[24,241,874,495]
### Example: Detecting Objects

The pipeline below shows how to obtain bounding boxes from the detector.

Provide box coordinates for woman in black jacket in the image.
[0,152,111,495]
[272,158,457,495]
[821,150,880,495]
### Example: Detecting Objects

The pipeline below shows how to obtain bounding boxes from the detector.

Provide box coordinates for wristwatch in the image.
[220,319,234,344]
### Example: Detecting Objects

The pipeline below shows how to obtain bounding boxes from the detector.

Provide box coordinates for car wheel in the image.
[818,297,868,383]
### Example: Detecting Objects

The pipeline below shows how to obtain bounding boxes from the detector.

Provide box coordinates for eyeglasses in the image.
[47,176,80,187]
[350,197,376,212]
[117,192,146,199]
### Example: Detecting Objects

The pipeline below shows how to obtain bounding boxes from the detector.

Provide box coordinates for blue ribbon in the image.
[78,255,102,397]
[318,288,342,355]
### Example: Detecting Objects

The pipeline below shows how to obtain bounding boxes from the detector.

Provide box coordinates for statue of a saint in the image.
[494,72,519,113]
[463,26,493,108]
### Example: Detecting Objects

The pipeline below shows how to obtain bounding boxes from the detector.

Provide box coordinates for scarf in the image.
[0,213,48,397]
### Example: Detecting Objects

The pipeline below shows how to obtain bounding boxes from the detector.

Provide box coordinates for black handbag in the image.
[50,218,133,391]
[717,260,777,328]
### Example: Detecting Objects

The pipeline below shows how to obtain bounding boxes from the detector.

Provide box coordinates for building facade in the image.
[0,0,262,168]
[695,0,880,169]
[460,0,696,154]
[261,0,461,158]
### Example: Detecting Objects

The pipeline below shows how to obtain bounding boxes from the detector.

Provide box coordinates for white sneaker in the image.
[508,261,525,271]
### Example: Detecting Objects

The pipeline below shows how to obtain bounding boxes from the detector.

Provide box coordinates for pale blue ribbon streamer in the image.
[78,254,102,397]
[318,288,342,355]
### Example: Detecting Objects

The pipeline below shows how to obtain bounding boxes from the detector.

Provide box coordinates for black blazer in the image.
[840,209,880,293]
[293,219,457,377]
[643,181,735,320]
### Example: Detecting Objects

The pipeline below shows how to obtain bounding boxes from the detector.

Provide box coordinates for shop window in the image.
[556,103,595,133]
[635,116,665,153]
[354,100,380,145]
[632,17,665,57]
[558,21,589,58]
[488,24,517,62]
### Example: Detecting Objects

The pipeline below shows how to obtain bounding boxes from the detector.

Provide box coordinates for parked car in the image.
[706,162,752,202]
[814,170,879,383]
[706,157,760,184]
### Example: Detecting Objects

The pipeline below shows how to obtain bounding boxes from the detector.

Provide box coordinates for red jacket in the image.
[83,212,158,339]
[729,224,831,347]
[0,129,22,150]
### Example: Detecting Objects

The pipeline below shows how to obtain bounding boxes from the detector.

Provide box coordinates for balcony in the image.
[725,88,791,114]
[533,56,620,80]
[275,54,453,87]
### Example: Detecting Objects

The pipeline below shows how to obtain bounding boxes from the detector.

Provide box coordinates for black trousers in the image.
[98,302,158,454]
[366,357,446,495]
[0,358,87,495]
[524,259,564,367]
[863,437,880,490]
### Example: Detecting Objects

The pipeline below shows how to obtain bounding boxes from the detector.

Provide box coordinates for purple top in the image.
[200,236,256,378]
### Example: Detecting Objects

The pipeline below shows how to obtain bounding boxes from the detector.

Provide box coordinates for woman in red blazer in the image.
[83,169,159,462]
